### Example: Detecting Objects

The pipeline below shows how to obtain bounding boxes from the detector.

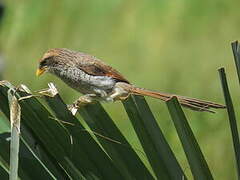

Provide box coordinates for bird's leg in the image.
[93,88,108,98]
[74,94,97,106]
[106,82,130,101]
[68,94,97,115]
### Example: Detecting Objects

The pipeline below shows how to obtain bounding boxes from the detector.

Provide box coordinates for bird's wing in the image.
[75,53,130,83]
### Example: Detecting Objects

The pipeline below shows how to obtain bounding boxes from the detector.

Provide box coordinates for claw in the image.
[68,94,97,115]
[37,82,58,97]
[67,104,78,116]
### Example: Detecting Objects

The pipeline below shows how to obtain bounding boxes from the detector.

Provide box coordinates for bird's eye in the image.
[40,59,48,67]
[40,56,53,67]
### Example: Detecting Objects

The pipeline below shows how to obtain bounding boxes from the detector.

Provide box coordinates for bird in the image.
[36,48,225,113]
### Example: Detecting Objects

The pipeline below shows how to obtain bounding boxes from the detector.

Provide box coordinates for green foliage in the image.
[167,97,213,180]
[219,41,240,179]
[1,41,240,179]
[0,1,240,178]
[219,67,240,179]
[124,96,185,179]
[0,81,215,179]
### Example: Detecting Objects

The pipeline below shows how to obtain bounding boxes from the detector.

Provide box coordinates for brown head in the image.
[36,48,77,76]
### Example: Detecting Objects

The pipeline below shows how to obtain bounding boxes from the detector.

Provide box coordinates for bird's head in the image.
[36,48,75,76]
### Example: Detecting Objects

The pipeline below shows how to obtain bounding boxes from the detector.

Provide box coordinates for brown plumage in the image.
[36,48,225,113]
[40,48,129,83]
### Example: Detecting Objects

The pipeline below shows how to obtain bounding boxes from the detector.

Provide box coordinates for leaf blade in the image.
[231,41,240,85]
[8,89,21,180]
[44,94,124,180]
[123,95,186,180]
[218,67,240,178]
[80,102,154,179]
[166,96,213,180]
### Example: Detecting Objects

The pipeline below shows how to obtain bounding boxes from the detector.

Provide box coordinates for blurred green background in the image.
[0,0,239,179]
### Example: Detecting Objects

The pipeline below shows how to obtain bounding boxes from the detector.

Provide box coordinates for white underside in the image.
[49,66,129,101]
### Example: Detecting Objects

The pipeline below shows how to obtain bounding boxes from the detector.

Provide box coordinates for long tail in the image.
[128,86,226,113]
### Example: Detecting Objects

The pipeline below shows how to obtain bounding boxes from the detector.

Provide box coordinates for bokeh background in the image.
[0,0,240,179]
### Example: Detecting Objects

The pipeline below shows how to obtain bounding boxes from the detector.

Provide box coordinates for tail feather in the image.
[129,87,226,113]
[177,101,215,113]
[178,96,225,108]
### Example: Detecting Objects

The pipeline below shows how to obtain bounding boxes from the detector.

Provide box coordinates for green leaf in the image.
[0,132,57,180]
[231,41,240,85]
[17,95,95,179]
[166,96,213,180]
[218,67,240,178]
[44,94,124,180]
[0,164,8,180]
[8,89,21,180]
[0,83,87,179]
[123,95,186,180]
[0,116,9,133]
[0,86,67,179]
[79,102,154,179]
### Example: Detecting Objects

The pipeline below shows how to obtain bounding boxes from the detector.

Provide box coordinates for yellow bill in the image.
[36,68,45,76]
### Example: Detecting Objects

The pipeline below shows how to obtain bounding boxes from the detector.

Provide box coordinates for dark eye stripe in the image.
[40,56,52,66]
[40,60,47,66]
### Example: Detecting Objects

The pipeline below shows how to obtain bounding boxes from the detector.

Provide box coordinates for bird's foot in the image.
[67,104,78,116]
[108,82,130,101]
[37,83,58,97]
[117,94,130,101]
[68,94,97,115]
